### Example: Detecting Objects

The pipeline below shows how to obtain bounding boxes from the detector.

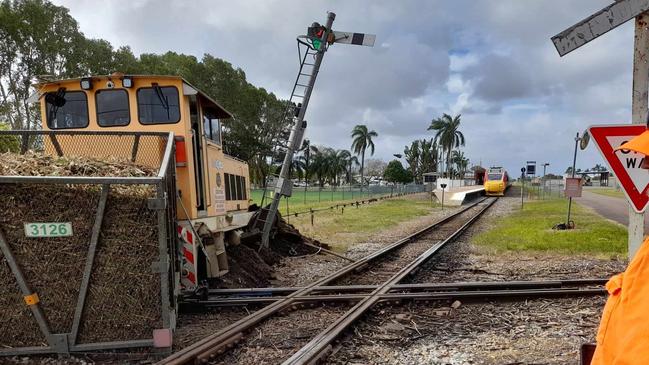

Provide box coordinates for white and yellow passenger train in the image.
[484,167,511,196]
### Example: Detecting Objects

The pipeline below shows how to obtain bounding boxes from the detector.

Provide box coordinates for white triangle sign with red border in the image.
[589,124,649,213]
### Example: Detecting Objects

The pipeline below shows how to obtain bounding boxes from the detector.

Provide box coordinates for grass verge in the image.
[587,188,625,199]
[472,198,626,256]
[287,194,438,252]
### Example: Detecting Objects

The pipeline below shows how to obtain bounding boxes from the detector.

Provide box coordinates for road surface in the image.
[575,189,649,230]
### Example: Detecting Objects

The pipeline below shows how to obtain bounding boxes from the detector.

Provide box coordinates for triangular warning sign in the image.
[589,124,649,213]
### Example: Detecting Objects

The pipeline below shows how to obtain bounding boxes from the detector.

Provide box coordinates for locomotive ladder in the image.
[253,13,337,248]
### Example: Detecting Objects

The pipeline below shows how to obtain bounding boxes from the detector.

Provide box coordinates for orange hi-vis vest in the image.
[592,237,649,364]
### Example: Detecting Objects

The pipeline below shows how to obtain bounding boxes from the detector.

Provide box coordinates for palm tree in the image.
[351,124,378,192]
[404,140,421,183]
[451,150,469,179]
[311,147,334,187]
[347,155,360,185]
[297,139,320,201]
[333,150,352,186]
[428,114,465,178]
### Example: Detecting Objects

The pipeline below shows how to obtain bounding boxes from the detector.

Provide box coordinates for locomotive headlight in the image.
[80,77,93,90]
[121,76,133,88]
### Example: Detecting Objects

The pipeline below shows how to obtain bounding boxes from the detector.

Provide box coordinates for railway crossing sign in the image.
[551,0,649,56]
[552,0,649,257]
[589,124,649,212]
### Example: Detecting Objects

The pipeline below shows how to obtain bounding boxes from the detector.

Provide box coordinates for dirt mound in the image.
[212,214,328,289]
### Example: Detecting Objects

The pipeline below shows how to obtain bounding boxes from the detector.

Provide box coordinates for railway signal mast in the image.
[552,0,649,258]
[257,13,376,248]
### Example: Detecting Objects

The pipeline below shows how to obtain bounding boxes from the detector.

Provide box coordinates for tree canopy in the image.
[0,0,291,185]
[383,160,413,184]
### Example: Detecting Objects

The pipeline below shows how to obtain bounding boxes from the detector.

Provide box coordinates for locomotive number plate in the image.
[24,223,73,237]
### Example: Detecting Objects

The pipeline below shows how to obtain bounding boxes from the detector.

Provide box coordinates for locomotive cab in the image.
[33,74,253,289]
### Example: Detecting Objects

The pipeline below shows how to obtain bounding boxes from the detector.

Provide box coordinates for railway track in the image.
[182,279,606,307]
[158,197,606,365]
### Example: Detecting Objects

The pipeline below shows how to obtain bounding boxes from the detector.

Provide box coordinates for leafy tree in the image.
[404,138,439,183]
[451,150,469,178]
[346,154,359,185]
[419,138,438,178]
[0,0,92,129]
[364,158,387,182]
[383,160,413,184]
[428,114,465,178]
[0,122,19,152]
[0,0,292,186]
[351,124,378,191]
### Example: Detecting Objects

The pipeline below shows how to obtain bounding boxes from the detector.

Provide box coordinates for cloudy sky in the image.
[55,0,636,176]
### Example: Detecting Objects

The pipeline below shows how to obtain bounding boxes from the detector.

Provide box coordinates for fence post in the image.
[310,208,314,226]
[286,197,290,224]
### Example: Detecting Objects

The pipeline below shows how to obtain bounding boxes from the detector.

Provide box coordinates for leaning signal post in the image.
[552,0,649,258]
[257,12,376,248]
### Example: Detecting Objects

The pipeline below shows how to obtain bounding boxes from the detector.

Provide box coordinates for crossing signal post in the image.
[259,13,376,248]
[552,0,649,258]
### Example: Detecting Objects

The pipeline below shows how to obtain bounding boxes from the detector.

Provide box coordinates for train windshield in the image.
[487,173,502,180]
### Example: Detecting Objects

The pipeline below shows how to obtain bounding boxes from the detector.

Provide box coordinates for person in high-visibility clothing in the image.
[591,129,649,364]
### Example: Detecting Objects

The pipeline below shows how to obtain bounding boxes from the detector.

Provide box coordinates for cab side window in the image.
[203,112,221,145]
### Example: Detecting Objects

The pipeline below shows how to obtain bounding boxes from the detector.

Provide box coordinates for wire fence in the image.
[252,184,428,224]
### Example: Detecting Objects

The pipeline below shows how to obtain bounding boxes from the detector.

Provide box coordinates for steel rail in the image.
[283,197,497,365]
[185,287,606,307]
[157,198,489,365]
[182,279,608,307]
[200,278,608,297]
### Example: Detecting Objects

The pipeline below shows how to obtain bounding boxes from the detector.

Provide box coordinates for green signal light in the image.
[313,39,322,50]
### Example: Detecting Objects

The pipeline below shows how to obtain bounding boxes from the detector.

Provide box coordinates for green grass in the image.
[472,198,626,256]
[588,188,625,199]
[288,194,438,252]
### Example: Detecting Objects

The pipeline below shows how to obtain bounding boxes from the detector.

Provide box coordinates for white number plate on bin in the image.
[24,223,73,237]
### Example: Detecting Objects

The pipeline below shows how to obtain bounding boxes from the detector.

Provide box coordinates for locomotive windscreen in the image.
[487,173,502,180]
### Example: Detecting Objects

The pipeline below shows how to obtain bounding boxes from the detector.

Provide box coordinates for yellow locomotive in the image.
[35,73,254,289]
